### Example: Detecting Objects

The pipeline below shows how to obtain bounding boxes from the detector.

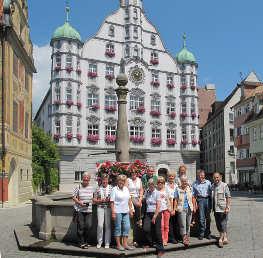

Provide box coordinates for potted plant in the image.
[150,59,159,65]
[167,83,175,89]
[66,66,73,73]
[167,138,176,145]
[105,135,116,144]
[91,104,100,111]
[151,81,160,87]
[150,110,161,117]
[88,71,98,78]
[105,74,115,81]
[53,133,60,140]
[87,134,99,143]
[66,132,73,140]
[136,106,145,114]
[66,100,74,107]
[180,112,187,119]
[151,137,162,145]
[169,112,176,119]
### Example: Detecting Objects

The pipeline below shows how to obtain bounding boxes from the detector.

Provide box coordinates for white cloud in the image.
[32,44,52,117]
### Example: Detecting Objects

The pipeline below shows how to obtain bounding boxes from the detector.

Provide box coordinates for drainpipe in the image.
[1,26,6,208]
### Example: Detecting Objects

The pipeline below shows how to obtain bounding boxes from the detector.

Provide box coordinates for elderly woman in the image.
[165,171,178,244]
[72,172,95,249]
[127,171,143,245]
[141,166,158,189]
[173,175,196,247]
[157,176,172,246]
[143,178,164,257]
[110,174,134,251]
[212,172,231,248]
[93,174,112,249]
[175,165,191,187]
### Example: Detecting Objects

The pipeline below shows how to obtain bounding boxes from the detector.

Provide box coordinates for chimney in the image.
[120,0,125,7]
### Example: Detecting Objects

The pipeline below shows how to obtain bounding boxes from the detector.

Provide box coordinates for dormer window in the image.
[105,43,115,57]
[125,25,130,39]
[150,52,159,65]
[108,25,115,37]
[133,26,138,39]
[151,34,156,46]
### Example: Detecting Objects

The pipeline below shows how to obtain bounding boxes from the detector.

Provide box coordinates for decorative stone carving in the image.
[150,120,162,128]
[87,115,100,124]
[87,84,99,93]
[104,117,117,126]
[130,88,145,97]
[129,117,146,126]
[105,87,116,95]
[166,122,177,129]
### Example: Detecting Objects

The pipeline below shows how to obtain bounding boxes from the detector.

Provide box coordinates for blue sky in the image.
[29,0,263,112]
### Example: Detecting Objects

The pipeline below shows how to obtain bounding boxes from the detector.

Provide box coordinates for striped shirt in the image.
[73,184,95,213]
[94,185,113,208]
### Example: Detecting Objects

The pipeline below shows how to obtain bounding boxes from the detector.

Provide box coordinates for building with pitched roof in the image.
[34,1,200,191]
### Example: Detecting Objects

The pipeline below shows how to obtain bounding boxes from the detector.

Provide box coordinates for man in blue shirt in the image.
[192,170,212,240]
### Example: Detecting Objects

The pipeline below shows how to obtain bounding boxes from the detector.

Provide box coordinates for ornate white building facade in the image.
[34,0,200,192]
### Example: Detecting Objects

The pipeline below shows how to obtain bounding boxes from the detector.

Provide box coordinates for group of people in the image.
[72,165,231,257]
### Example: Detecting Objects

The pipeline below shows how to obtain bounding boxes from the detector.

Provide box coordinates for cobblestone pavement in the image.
[0,192,263,258]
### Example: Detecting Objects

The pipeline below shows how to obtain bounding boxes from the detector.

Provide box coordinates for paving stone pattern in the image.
[0,192,263,258]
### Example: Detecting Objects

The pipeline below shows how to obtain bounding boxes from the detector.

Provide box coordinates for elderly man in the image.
[212,172,231,248]
[142,167,158,190]
[192,170,212,240]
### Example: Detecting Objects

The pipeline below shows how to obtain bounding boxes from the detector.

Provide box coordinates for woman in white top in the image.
[72,172,94,249]
[165,171,178,244]
[127,171,143,245]
[110,174,134,251]
[157,176,172,246]
[93,174,112,249]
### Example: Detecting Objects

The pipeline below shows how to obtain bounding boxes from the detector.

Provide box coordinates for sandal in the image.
[218,239,223,248]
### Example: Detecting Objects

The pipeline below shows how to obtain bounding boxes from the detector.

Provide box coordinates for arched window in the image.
[66,54,72,68]
[125,45,130,57]
[55,82,60,100]
[66,115,73,133]
[133,45,139,57]
[66,83,72,101]
[108,25,115,37]
[181,98,187,113]
[55,118,60,134]
[191,97,196,113]
[133,8,138,19]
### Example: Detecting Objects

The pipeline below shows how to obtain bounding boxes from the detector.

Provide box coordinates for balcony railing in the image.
[236,157,257,168]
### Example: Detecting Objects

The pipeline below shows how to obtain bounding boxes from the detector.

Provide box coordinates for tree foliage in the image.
[32,124,60,193]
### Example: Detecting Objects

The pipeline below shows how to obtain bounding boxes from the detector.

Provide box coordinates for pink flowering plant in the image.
[66,100,74,107]
[191,85,196,90]
[105,135,116,144]
[66,66,73,73]
[192,139,199,145]
[150,110,161,117]
[130,135,144,144]
[181,139,188,145]
[54,100,61,105]
[167,138,176,145]
[150,59,159,65]
[136,106,145,114]
[53,133,60,140]
[66,132,73,140]
[91,104,100,111]
[151,81,160,87]
[105,106,117,112]
[167,83,175,89]
[169,112,176,119]
[88,71,97,78]
[191,112,197,118]
[151,137,162,145]
[105,50,115,58]
[105,74,115,81]
[181,85,187,90]
[180,112,187,119]
[54,66,61,72]
[76,133,82,141]
[87,134,99,143]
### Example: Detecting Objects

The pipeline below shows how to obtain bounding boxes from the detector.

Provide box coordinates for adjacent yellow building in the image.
[0,0,35,205]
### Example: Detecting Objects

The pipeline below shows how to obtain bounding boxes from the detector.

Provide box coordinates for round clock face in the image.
[130,67,145,85]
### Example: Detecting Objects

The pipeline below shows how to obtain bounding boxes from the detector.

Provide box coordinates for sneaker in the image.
[105,244,110,249]
[117,246,125,251]
[198,236,204,240]
[97,244,102,249]
[206,235,212,240]
[124,245,135,250]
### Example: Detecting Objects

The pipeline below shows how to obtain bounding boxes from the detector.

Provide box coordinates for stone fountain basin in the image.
[31,193,97,243]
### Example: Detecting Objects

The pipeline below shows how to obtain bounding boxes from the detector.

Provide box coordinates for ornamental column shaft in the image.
[115,59,129,162]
